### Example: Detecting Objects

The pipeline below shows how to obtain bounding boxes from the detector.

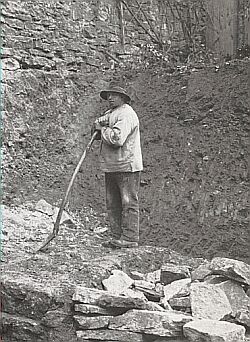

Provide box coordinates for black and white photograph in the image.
[1,0,250,341]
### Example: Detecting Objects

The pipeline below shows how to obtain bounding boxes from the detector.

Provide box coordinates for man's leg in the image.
[105,172,122,240]
[117,172,140,243]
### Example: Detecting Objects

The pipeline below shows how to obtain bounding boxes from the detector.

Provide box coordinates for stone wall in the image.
[1,254,250,342]
[1,0,127,208]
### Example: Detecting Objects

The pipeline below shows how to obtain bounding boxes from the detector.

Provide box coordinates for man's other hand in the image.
[94,121,102,131]
[96,116,109,126]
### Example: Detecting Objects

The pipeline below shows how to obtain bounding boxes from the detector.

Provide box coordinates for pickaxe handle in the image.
[37,131,98,252]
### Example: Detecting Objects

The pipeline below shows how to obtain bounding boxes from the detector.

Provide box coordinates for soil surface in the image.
[2,203,204,289]
[3,59,250,263]
[133,60,250,263]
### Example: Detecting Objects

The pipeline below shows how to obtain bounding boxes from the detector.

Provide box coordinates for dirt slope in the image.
[132,61,250,262]
[3,60,250,263]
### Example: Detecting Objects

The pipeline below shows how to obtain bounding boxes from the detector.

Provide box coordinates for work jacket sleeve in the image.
[91,124,101,140]
[101,114,134,147]
[92,110,111,140]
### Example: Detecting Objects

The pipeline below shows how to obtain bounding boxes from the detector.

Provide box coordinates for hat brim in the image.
[100,90,131,103]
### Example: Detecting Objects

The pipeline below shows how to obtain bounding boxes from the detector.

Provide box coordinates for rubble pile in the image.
[73,257,250,342]
[1,203,249,341]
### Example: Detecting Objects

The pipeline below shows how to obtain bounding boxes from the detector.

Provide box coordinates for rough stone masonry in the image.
[2,244,250,342]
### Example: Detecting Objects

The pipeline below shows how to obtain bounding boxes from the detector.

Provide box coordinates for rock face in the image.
[1,312,46,342]
[184,319,246,342]
[210,257,250,286]
[109,309,193,337]
[1,275,55,320]
[190,283,232,320]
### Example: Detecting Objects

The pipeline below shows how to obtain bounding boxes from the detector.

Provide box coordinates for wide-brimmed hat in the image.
[100,86,131,103]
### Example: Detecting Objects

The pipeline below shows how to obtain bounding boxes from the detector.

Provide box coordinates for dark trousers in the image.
[105,172,140,242]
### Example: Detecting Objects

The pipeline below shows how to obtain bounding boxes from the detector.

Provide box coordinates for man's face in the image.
[107,92,125,109]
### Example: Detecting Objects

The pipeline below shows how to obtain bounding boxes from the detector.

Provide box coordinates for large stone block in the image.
[96,293,148,310]
[191,262,212,281]
[162,278,191,303]
[76,329,144,341]
[109,309,192,337]
[74,303,113,315]
[73,286,148,310]
[74,315,111,329]
[183,319,246,342]
[169,296,191,311]
[210,257,250,286]
[160,264,190,285]
[102,270,134,295]
[216,280,250,327]
[73,287,113,304]
[190,283,232,320]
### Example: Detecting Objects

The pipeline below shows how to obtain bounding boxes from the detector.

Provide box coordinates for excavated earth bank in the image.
[2,2,249,342]
[2,59,249,342]
[132,60,250,262]
[4,59,250,263]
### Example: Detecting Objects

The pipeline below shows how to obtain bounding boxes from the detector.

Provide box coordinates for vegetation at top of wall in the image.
[115,0,250,71]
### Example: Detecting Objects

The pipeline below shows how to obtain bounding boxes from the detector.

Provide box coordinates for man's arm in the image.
[92,111,111,140]
[101,114,135,147]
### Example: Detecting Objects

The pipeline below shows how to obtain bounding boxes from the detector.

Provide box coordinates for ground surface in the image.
[2,203,204,289]
[3,59,250,263]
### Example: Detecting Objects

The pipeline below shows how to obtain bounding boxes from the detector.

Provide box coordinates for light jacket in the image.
[99,104,143,172]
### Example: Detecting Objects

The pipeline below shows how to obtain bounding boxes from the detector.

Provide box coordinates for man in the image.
[93,86,143,248]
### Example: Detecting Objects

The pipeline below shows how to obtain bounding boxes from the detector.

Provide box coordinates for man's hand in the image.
[94,121,102,131]
[96,115,109,126]
[91,114,109,140]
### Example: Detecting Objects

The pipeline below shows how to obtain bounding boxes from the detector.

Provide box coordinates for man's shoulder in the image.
[116,104,138,117]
